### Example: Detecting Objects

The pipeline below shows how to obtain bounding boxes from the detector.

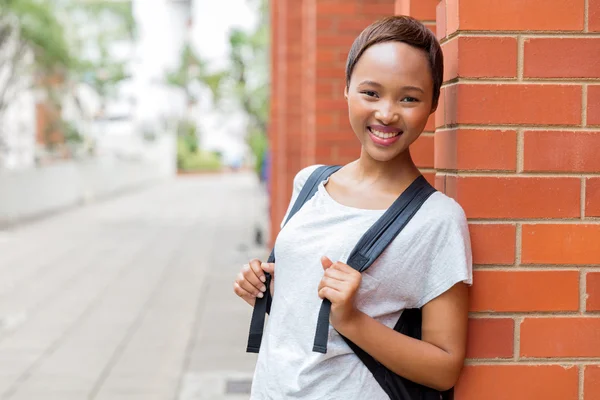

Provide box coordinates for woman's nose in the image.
[375,105,399,125]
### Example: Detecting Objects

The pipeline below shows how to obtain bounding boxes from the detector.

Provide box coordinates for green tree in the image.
[0,0,136,157]
[0,0,73,116]
[165,42,227,107]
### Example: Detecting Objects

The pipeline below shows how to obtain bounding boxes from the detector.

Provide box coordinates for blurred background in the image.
[0,0,268,399]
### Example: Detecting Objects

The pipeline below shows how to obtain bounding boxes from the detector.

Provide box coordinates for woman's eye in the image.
[401,97,419,103]
[361,91,378,98]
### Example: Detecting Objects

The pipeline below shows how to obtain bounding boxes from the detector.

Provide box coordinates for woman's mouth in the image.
[367,126,402,146]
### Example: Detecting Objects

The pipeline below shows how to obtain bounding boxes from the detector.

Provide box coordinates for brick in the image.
[422,172,435,187]
[585,366,600,400]
[524,38,600,78]
[521,318,600,357]
[445,84,582,126]
[434,173,446,192]
[316,17,335,32]
[445,177,581,219]
[446,0,458,38]
[337,18,374,32]
[591,0,600,32]
[587,273,600,311]
[589,85,600,126]
[469,271,579,312]
[410,135,434,168]
[315,99,347,110]
[436,0,446,40]
[395,0,438,21]
[587,178,600,217]
[435,86,446,128]
[315,2,357,16]
[317,49,335,63]
[523,131,600,173]
[443,37,518,81]
[522,225,600,265]
[424,113,435,132]
[316,34,357,48]
[447,0,585,34]
[455,365,578,400]
[357,3,396,16]
[469,224,516,265]
[435,129,517,171]
[466,318,514,359]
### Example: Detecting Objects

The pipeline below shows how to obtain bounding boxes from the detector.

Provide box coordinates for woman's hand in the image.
[233,258,275,307]
[318,256,361,330]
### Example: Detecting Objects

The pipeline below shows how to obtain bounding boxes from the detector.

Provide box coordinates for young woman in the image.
[233,16,472,400]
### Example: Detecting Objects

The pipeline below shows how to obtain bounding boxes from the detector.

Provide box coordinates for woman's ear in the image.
[344,85,348,100]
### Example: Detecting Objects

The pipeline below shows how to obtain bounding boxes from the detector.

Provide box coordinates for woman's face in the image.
[345,41,434,163]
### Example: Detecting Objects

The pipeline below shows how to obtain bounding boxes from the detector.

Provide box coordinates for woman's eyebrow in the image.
[358,80,383,88]
[358,80,425,94]
[403,85,425,94]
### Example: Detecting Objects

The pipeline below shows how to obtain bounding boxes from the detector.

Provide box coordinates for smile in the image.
[367,126,402,147]
[368,127,401,139]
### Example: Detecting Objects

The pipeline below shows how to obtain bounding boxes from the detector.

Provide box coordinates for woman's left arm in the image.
[319,257,469,391]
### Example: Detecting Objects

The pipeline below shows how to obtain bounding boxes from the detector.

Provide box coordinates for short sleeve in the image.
[414,198,473,308]
[280,165,323,229]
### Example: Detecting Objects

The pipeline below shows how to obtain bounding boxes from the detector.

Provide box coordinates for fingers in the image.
[318,285,342,301]
[318,276,346,293]
[249,259,267,283]
[261,262,275,275]
[321,256,334,270]
[323,266,347,281]
[233,281,256,306]
[234,262,267,300]
[238,271,266,298]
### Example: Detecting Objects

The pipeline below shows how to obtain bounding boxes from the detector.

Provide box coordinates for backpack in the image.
[247,165,453,400]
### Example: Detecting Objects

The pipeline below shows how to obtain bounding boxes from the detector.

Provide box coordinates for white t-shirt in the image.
[250,165,473,400]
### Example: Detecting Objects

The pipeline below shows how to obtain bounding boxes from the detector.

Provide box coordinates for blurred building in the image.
[0,0,195,170]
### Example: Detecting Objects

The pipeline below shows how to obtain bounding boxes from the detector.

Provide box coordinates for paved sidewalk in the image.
[0,172,268,400]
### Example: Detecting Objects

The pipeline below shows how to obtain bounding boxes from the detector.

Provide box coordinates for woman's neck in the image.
[351,149,421,193]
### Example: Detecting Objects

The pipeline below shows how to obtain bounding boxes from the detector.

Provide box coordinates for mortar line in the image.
[470,312,600,318]
[585,0,590,32]
[516,129,524,173]
[436,125,600,132]
[474,265,600,271]
[465,359,600,365]
[583,84,588,126]
[469,219,600,225]
[581,269,588,314]
[582,177,587,220]
[579,364,585,400]
[515,223,522,266]
[513,317,522,361]
[517,35,524,81]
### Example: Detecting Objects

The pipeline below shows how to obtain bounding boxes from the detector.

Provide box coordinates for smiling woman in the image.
[234,15,472,400]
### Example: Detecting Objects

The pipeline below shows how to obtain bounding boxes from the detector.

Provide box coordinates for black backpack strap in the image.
[312,175,436,354]
[247,165,342,353]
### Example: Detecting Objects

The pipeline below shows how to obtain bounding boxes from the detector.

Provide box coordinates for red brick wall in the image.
[268,0,600,397]
[435,0,600,398]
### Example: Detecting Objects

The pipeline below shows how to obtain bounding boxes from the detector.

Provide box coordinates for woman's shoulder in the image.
[292,164,326,191]
[419,190,468,232]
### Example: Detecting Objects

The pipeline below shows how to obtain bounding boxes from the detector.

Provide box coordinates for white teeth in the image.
[370,128,400,139]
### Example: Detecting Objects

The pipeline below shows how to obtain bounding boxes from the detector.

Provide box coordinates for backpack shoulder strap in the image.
[246,164,341,353]
[312,175,436,353]
[282,165,342,229]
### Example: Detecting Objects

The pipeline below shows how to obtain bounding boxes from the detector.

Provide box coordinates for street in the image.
[0,172,268,400]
